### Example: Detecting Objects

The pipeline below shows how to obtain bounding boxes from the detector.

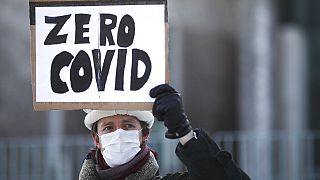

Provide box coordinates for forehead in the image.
[97,115,139,126]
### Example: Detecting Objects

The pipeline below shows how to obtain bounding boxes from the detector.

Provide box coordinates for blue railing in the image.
[0,131,319,180]
[213,131,320,180]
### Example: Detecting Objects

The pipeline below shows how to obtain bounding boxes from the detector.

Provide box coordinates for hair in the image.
[140,121,150,137]
[92,121,98,134]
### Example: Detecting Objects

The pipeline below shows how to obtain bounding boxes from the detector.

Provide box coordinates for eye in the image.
[123,123,135,130]
[102,125,114,133]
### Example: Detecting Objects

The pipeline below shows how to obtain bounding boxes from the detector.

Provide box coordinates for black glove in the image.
[150,84,192,139]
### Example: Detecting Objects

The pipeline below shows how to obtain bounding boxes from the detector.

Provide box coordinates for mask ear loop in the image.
[96,133,101,138]
[137,129,145,139]
[96,133,105,151]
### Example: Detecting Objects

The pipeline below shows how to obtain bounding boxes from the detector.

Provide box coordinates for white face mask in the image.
[99,129,141,168]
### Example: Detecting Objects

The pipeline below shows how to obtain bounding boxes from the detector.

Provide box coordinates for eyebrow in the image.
[122,118,137,124]
[99,121,114,128]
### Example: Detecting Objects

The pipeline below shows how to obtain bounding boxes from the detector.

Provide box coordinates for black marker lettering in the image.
[75,14,91,44]
[130,49,151,90]
[44,15,71,45]
[100,14,117,46]
[92,49,115,91]
[70,50,92,92]
[117,14,135,47]
[115,49,127,91]
[50,51,73,93]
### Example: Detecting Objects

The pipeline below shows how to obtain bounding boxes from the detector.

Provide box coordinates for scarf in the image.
[92,144,159,180]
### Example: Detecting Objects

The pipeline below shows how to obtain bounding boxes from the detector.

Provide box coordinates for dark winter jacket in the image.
[79,129,251,180]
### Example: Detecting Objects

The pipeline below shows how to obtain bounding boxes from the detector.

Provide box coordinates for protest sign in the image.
[29,0,168,110]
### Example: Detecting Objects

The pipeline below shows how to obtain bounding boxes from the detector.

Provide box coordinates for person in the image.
[79,84,251,180]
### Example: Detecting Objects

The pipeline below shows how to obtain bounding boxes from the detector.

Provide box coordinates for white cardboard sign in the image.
[34,4,166,105]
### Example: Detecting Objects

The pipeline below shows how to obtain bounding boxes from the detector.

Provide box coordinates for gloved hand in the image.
[150,84,192,139]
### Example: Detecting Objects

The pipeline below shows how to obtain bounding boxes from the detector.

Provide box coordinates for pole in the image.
[46,110,65,180]
[238,0,275,179]
[278,25,307,180]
